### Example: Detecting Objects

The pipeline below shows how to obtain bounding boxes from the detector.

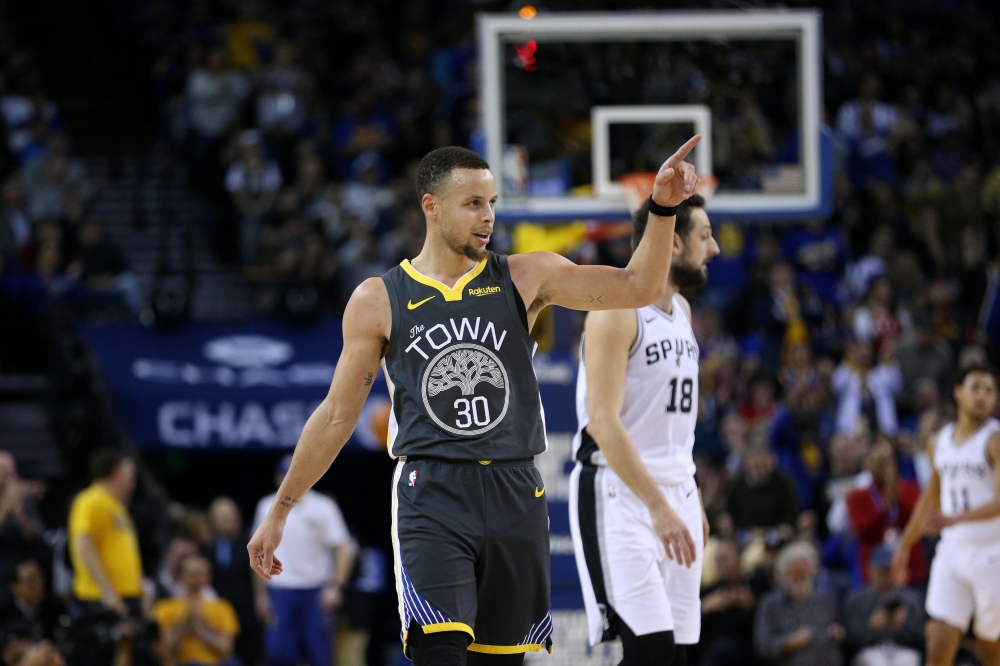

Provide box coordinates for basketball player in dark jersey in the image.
[248,136,702,666]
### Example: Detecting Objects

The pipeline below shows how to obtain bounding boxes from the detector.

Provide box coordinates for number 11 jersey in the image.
[934,417,1000,545]
[573,294,699,485]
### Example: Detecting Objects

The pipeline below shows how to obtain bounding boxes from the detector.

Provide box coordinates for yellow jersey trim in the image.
[468,642,553,655]
[402,623,476,654]
[400,259,487,302]
[422,622,475,639]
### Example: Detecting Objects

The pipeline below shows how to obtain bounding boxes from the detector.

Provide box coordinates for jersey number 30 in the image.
[665,377,694,414]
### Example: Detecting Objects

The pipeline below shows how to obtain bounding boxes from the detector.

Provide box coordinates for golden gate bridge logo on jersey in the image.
[420,343,510,436]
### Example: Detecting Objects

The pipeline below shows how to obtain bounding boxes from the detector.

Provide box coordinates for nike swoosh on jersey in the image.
[407,295,436,310]
[535,487,545,497]
[645,317,656,323]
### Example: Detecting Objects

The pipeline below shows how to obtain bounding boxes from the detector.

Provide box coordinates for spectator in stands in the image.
[723,444,800,533]
[0,453,45,592]
[22,156,73,222]
[852,276,910,356]
[21,134,87,208]
[835,74,901,143]
[223,2,276,71]
[187,48,250,142]
[204,497,262,666]
[781,219,849,305]
[893,310,953,417]
[818,433,868,540]
[754,541,845,666]
[153,555,241,666]
[225,130,282,266]
[256,42,311,139]
[340,151,395,231]
[252,456,355,666]
[741,373,779,430]
[0,624,64,666]
[67,449,145,666]
[831,339,902,436]
[719,411,749,474]
[333,92,395,172]
[846,439,925,584]
[699,539,758,666]
[186,47,250,193]
[0,177,30,259]
[0,560,64,642]
[843,546,924,666]
[751,262,809,372]
[156,537,199,600]
[67,217,141,314]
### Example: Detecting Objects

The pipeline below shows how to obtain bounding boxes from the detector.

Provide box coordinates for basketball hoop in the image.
[618,172,718,214]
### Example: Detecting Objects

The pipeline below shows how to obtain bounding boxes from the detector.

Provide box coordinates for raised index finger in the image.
[666,134,702,167]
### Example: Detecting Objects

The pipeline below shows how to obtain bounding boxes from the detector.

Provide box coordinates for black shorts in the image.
[392,457,552,657]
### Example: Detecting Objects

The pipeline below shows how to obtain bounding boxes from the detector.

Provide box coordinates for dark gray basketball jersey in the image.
[380,252,547,460]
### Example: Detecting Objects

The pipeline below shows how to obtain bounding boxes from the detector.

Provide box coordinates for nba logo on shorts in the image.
[408,470,418,487]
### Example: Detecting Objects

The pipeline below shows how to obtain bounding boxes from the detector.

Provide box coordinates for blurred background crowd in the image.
[4,0,1000,665]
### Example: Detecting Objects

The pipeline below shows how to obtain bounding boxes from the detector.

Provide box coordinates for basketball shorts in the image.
[391,457,553,658]
[569,463,704,646]
[926,537,1000,640]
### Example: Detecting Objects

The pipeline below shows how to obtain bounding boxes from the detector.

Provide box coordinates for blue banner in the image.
[78,319,579,451]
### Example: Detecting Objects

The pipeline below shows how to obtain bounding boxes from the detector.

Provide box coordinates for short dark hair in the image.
[7,559,42,586]
[415,146,491,198]
[954,363,997,387]
[89,448,130,481]
[632,194,706,252]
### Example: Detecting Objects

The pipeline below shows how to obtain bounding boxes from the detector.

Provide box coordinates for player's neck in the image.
[654,281,680,314]
[955,412,989,440]
[410,238,482,286]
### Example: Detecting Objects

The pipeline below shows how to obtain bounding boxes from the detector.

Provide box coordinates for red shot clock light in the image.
[515,40,537,71]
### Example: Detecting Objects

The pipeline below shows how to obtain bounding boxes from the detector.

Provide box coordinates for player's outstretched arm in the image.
[508,136,701,315]
[891,439,940,585]
[583,309,697,567]
[248,278,390,580]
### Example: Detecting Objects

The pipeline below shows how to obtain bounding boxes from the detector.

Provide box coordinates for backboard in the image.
[477,9,830,222]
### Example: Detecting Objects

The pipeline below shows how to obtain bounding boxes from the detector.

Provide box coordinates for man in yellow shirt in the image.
[153,555,240,666]
[68,448,145,666]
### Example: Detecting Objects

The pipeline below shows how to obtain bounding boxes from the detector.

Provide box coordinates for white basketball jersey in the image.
[934,418,1000,545]
[573,295,699,485]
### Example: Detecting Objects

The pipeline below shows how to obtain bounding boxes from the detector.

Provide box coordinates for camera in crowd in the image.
[64,606,158,648]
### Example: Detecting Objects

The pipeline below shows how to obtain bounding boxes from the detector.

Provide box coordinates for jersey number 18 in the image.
[665,377,694,414]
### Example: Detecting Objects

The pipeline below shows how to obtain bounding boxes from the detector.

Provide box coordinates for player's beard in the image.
[669,255,708,289]
[440,223,488,261]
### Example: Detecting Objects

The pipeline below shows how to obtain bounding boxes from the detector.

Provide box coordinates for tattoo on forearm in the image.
[363,371,373,386]
[278,495,298,510]
[589,295,603,304]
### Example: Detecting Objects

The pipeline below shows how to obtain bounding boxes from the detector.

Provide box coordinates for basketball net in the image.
[618,172,719,214]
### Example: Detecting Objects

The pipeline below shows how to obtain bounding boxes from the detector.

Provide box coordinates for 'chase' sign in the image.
[78,320,389,451]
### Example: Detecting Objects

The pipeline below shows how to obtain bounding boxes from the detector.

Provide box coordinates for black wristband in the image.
[647,196,678,218]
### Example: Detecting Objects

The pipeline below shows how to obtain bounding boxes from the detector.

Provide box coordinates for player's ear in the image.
[672,231,684,257]
[421,193,436,219]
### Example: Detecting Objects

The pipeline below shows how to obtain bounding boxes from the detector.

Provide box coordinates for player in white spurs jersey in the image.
[893,364,1000,666]
[569,194,718,666]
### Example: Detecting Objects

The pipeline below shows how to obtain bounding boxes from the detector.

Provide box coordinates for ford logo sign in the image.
[203,335,294,368]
